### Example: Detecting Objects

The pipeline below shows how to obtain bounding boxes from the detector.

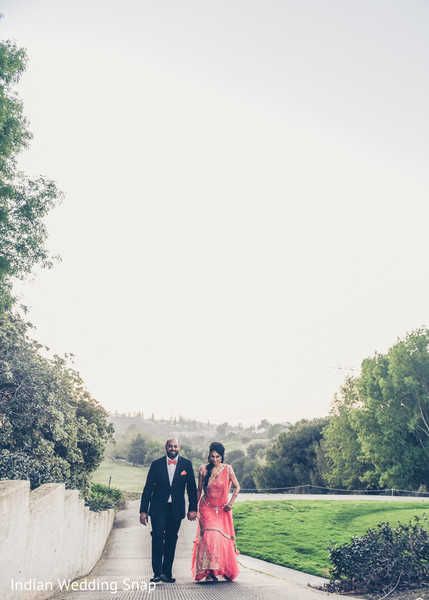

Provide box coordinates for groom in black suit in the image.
[139,437,198,583]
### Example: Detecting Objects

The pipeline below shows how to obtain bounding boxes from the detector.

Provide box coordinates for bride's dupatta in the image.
[191,464,239,581]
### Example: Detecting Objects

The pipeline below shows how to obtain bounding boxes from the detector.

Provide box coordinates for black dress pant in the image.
[150,504,182,577]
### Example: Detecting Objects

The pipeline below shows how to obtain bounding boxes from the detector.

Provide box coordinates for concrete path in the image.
[49,498,365,600]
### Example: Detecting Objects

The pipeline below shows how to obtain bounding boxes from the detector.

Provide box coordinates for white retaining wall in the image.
[0,480,115,600]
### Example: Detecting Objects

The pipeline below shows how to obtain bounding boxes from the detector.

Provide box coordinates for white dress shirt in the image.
[166,455,178,502]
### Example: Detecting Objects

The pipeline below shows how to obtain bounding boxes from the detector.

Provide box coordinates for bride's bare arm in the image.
[225,467,240,511]
[197,469,204,503]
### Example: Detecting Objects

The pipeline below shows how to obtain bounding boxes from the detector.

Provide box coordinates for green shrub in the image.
[88,492,116,512]
[323,516,429,595]
[0,449,68,489]
[86,483,125,512]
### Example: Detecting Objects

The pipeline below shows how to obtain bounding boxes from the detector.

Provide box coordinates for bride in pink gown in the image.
[191,442,241,582]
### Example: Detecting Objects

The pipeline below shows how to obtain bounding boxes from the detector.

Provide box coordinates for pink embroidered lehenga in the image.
[191,464,239,581]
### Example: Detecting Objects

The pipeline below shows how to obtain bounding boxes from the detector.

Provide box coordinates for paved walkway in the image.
[49,498,365,600]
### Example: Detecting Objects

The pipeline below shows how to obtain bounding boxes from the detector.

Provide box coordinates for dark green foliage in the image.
[87,492,115,512]
[323,378,374,490]
[253,417,329,490]
[128,433,146,465]
[0,40,31,175]
[325,516,429,595]
[0,39,112,497]
[0,449,66,489]
[112,427,164,465]
[178,442,205,465]
[267,423,289,439]
[240,471,257,490]
[142,438,165,465]
[87,483,125,512]
[0,40,62,310]
[246,442,266,460]
[324,328,429,492]
[222,448,257,488]
[0,312,114,495]
[230,456,246,480]
[225,449,245,463]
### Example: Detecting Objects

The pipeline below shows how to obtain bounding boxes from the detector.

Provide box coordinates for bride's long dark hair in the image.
[203,441,225,492]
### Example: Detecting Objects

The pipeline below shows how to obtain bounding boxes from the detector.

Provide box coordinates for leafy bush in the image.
[0,313,114,497]
[0,449,68,488]
[86,483,125,512]
[323,516,429,595]
[87,491,116,512]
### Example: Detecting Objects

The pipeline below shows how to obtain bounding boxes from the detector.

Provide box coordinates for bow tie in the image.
[168,459,177,465]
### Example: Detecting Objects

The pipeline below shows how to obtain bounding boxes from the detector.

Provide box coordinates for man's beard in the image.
[167,449,179,459]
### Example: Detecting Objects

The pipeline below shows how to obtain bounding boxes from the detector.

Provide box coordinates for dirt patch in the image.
[362,586,429,600]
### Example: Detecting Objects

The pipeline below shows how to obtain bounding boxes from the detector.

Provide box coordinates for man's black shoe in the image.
[150,576,162,583]
[161,575,176,583]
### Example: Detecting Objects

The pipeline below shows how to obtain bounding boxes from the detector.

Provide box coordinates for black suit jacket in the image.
[139,455,198,520]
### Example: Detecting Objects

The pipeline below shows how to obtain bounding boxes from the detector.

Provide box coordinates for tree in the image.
[0,40,112,496]
[225,449,245,463]
[323,378,375,490]
[0,41,31,175]
[357,329,429,489]
[246,442,267,459]
[267,422,288,439]
[324,328,429,491]
[240,471,257,490]
[216,422,229,438]
[112,424,140,459]
[179,441,205,465]
[0,312,113,493]
[230,456,246,481]
[253,418,329,490]
[0,40,62,310]
[142,438,164,465]
[128,433,146,466]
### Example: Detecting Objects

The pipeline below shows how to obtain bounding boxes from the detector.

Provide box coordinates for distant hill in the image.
[107,413,291,451]
[107,413,218,445]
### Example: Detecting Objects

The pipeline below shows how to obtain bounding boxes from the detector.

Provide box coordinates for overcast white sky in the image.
[2,1,429,425]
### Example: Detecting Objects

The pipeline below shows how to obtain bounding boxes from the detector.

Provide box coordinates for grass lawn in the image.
[224,440,246,452]
[91,458,148,492]
[233,500,429,577]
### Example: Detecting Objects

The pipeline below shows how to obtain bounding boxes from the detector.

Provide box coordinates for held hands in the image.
[224,504,232,512]
[142,511,197,523]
